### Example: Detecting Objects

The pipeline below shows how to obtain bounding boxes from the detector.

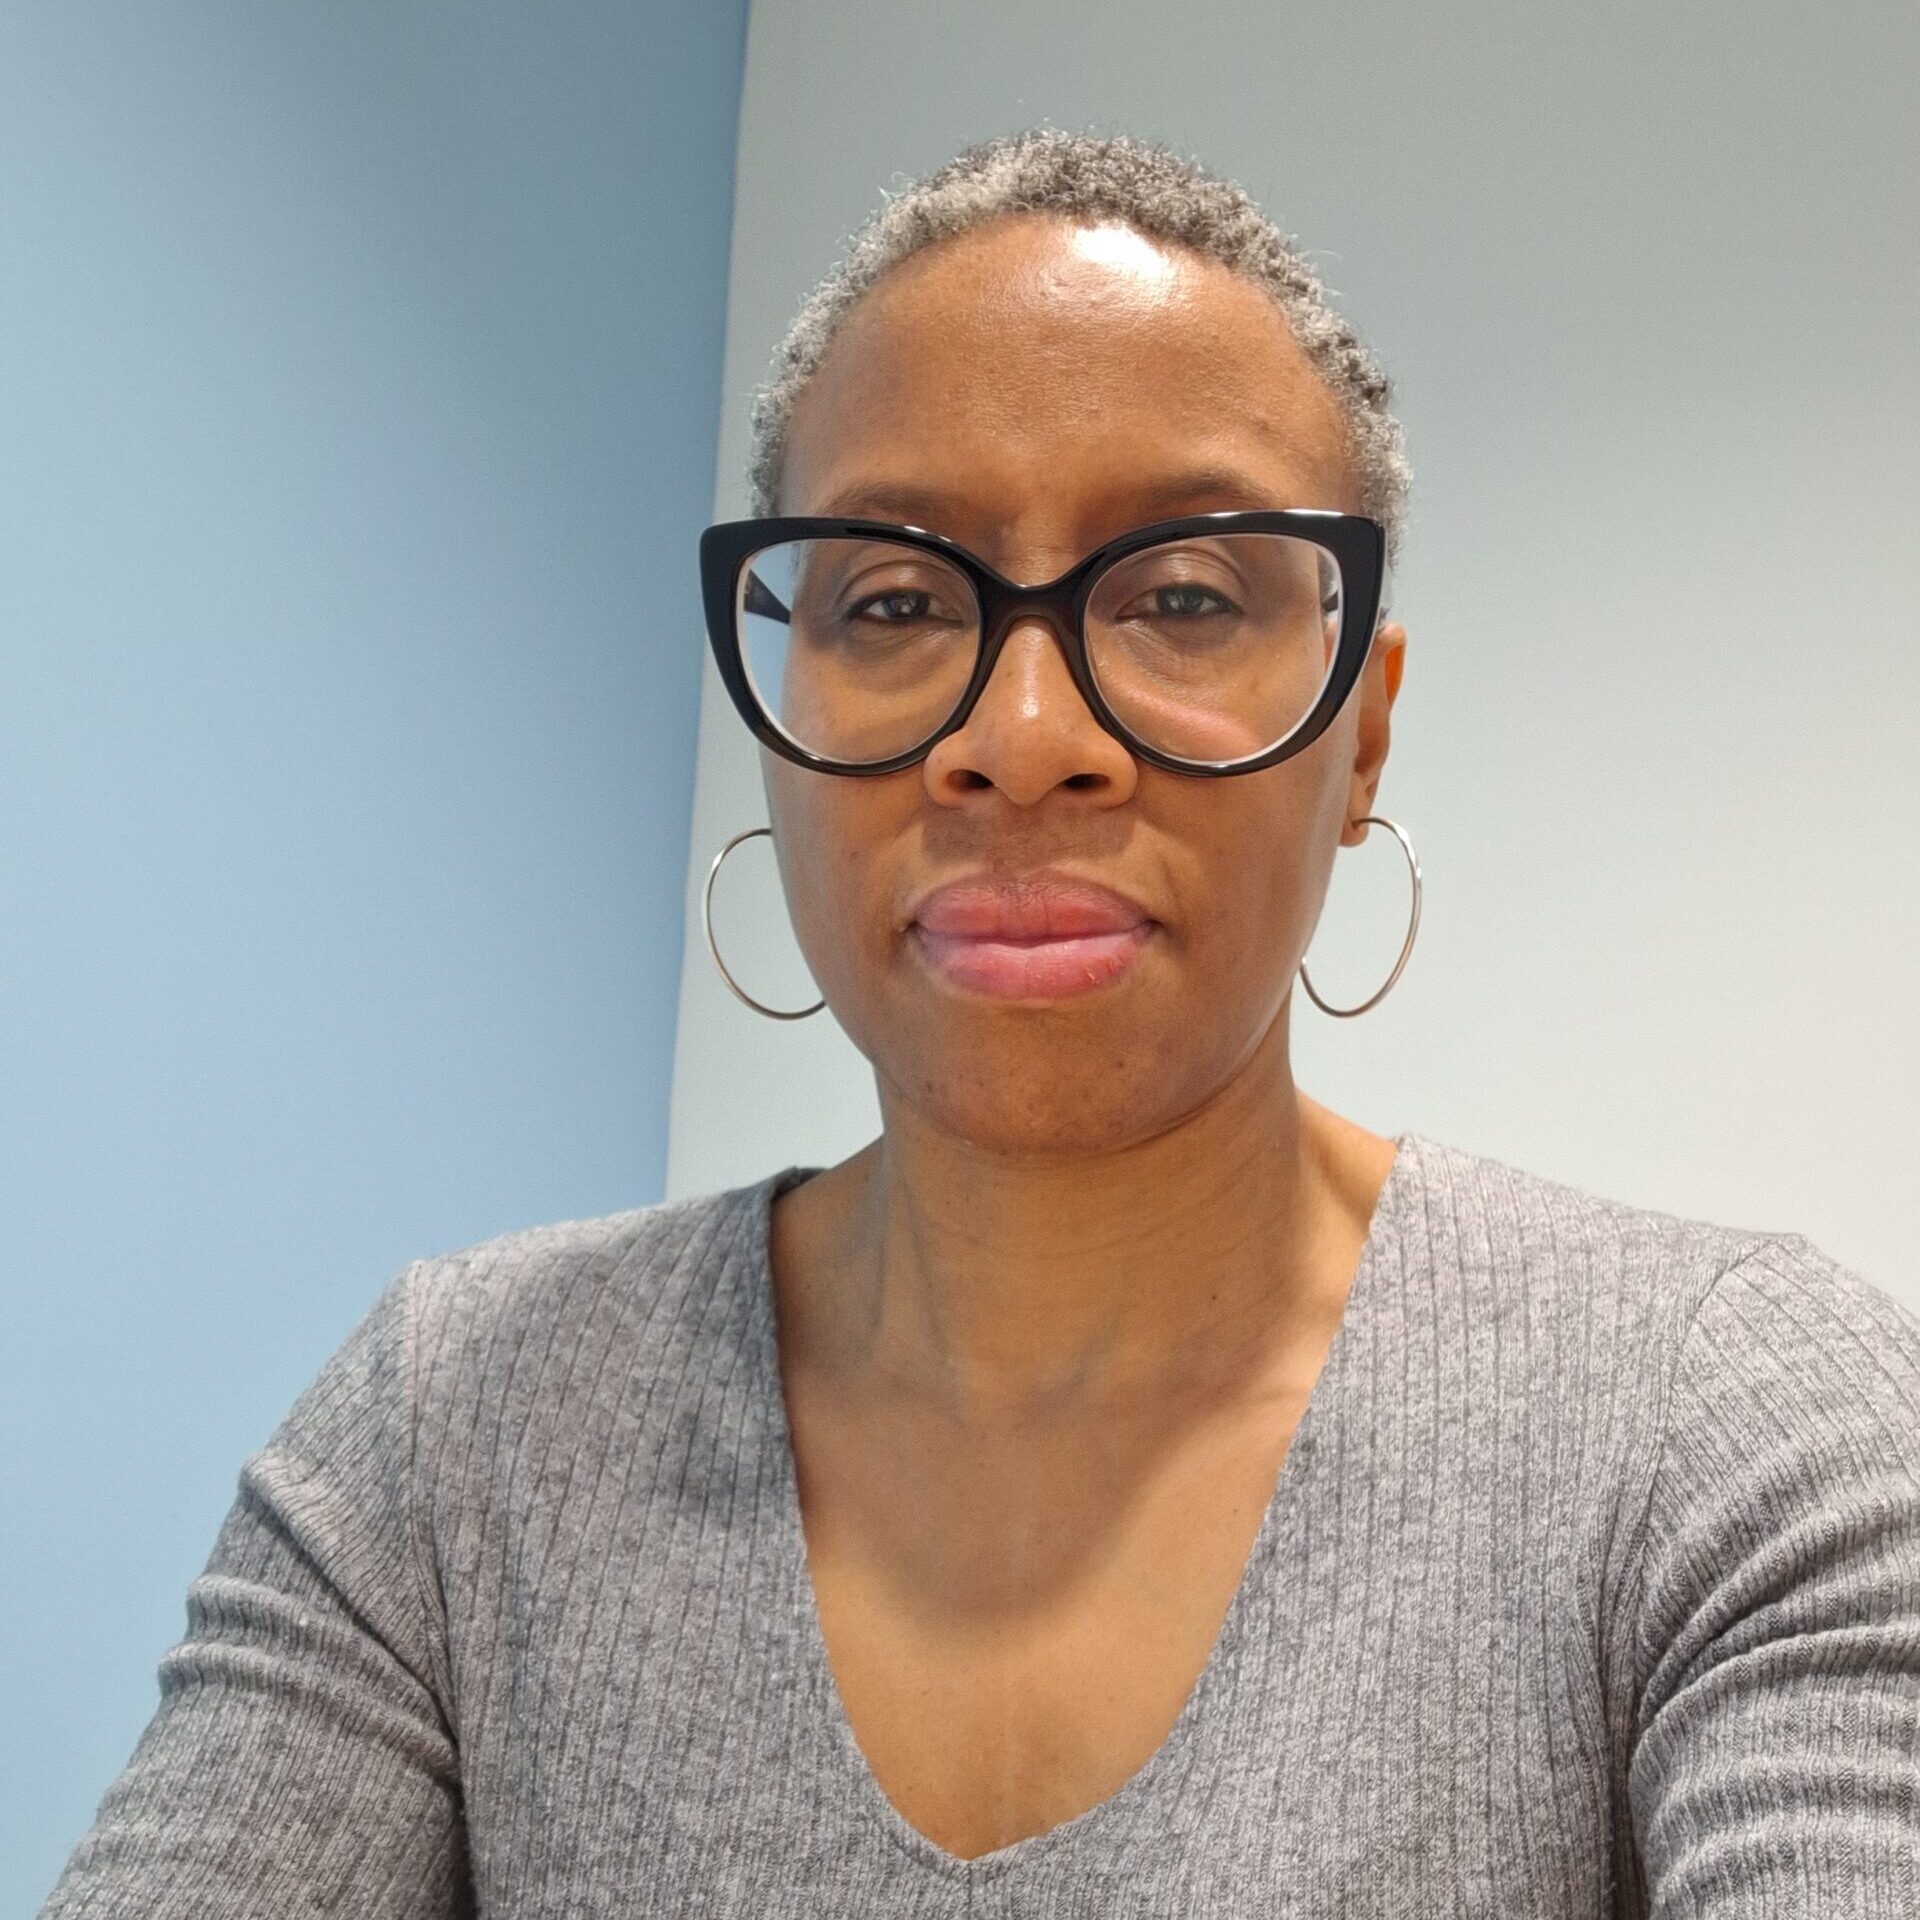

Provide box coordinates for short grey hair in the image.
[746,126,1412,577]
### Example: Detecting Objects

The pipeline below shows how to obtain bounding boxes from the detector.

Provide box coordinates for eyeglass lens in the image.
[735,531,1343,768]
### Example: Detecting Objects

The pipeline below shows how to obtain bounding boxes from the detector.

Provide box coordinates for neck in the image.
[778,1034,1393,1425]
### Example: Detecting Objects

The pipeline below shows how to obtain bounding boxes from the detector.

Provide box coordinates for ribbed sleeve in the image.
[36,1260,470,1918]
[1625,1234,1920,1914]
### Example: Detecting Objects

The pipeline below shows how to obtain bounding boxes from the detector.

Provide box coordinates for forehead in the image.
[780,213,1358,559]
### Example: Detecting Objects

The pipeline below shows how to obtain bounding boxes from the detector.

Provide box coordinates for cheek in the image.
[1183,814,1324,981]
[764,771,902,979]
[1195,856,1284,955]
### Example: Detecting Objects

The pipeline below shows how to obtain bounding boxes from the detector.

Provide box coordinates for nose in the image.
[921,609,1139,804]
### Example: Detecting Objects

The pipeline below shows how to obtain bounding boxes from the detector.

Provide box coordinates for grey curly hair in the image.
[746,127,1411,576]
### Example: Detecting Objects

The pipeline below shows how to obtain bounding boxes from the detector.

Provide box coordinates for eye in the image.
[1119,581,1241,621]
[847,588,938,622]
[1161,583,1233,617]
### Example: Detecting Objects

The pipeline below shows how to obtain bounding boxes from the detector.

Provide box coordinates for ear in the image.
[1380,621,1406,704]
[1343,621,1406,847]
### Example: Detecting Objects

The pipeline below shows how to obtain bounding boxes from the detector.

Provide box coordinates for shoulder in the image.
[393,1170,794,1428]
[1602,1240,1920,1903]
[1395,1133,1918,1619]
[1402,1129,1914,1355]
[1625,1225,1920,1571]
[1624,1231,1920,1770]
[1390,1133,1916,1501]
[1392,1129,1790,1356]
[1669,1228,1920,1385]
[1645,1231,1920,1547]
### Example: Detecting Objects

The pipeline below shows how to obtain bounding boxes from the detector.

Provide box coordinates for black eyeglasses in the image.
[698,509,1388,778]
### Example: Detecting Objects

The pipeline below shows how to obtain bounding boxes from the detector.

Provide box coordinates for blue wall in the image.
[1,5,749,1905]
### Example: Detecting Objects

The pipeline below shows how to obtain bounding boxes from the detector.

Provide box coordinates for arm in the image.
[1626,1234,1920,1916]
[36,1260,470,1917]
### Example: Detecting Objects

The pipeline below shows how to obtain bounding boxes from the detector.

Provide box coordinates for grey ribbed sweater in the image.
[36,1131,1920,1916]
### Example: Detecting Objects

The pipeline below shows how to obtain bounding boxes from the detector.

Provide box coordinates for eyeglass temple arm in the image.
[742,570,791,625]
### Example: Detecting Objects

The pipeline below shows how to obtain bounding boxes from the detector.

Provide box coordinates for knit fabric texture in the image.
[36,1131,1920,1915]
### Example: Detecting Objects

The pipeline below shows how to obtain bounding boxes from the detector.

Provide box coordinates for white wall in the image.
[670,0,1919,1309]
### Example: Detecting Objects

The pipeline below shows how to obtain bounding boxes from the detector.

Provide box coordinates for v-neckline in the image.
[742,1132,1420,1884]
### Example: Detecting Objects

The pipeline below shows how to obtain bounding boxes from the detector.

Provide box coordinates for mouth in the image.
[909,920,1156,999]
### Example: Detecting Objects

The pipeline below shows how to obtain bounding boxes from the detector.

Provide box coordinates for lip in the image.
[909,869,1155,939]
[907,868,1157,1000]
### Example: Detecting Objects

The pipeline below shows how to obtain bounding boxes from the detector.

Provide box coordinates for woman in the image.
[40,129,1919,1918]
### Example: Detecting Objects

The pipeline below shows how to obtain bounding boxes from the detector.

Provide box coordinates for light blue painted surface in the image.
[1,5,749,1905]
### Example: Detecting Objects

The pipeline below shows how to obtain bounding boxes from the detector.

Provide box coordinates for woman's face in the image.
[764,211,1406,1159]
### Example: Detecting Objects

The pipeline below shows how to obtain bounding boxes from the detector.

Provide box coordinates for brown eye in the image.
[1136,583,1237,619]
[848,589,937,622]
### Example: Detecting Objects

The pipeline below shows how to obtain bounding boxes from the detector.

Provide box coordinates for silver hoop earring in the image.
[707,814,1421,1024]
[1298,814,1422,1018]
[704,827,826,1021]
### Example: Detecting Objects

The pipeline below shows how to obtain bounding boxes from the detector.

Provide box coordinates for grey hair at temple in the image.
[744,127,1413,591]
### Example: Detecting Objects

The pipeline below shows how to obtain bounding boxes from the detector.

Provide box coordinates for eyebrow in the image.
[810,465,1295,532]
